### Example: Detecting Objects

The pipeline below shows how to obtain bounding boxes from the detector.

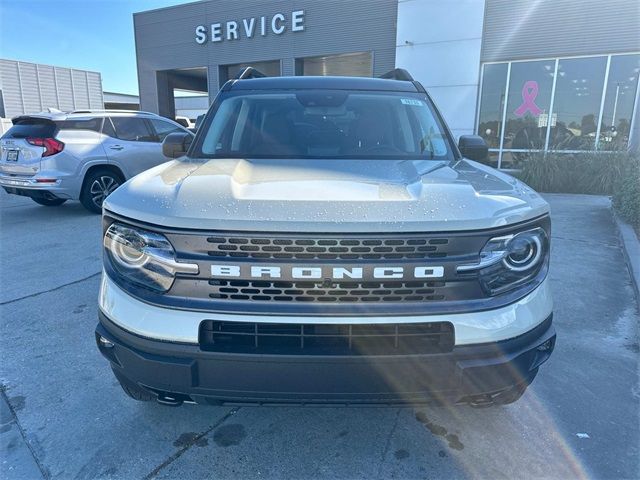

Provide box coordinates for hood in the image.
[104,158,549,232]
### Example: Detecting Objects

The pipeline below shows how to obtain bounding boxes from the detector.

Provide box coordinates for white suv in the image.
[96,69,555,407]
[0,110,191,213]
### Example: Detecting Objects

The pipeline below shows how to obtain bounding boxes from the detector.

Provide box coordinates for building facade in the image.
[0,59,104,119]
[134,0,640,162]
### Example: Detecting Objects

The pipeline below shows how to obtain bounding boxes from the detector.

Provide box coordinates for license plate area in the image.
[6,150,19,162]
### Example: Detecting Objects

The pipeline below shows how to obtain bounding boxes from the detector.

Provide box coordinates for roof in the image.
[11,110,160,122]
[0,58,101,76]
[226,76,421,93]
[103,91,140,102]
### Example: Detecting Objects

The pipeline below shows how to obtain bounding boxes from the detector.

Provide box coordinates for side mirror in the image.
[458,135,489,163]
[162,132,193,158]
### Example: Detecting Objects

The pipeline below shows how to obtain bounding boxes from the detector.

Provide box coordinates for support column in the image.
[155,71,175,119]
[207,65,220,105]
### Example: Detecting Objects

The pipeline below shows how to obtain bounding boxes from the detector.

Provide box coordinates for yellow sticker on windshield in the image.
[400,98,424,106]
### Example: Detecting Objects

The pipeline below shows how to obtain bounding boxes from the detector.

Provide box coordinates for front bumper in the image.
[96,310,555,405]
[98,273,553,346]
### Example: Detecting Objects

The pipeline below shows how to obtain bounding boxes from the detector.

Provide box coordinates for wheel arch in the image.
[80,164,126,196]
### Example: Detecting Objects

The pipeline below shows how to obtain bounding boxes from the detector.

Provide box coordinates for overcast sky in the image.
[1,0,196,95]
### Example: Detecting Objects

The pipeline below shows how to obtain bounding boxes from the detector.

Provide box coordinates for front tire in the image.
[31,197,67,207]
[80,169,123,214]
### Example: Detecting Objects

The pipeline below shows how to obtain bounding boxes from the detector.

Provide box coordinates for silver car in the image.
[0,110,192,213]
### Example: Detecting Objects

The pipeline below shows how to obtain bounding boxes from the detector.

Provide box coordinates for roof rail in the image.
[379,68,414,81]
[69,109,159,116]
[235,67,267,80]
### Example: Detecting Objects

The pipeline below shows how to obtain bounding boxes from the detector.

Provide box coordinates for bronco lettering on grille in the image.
[211,265,445,280]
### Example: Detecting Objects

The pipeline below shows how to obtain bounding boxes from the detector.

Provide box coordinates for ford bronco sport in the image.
[96,68,555,407]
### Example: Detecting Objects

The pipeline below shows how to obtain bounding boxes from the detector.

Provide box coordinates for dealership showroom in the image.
[1,1,640,479]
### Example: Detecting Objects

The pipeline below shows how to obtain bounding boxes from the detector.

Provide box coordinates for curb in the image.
[613,211,640,305]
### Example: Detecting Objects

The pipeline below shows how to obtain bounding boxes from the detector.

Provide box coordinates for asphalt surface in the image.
[1,190,638,480]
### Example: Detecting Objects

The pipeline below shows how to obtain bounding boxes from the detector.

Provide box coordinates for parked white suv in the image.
[96,69,555,407]
[0,110,191,212]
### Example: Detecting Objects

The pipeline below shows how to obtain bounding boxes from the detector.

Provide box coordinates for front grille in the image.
[206,235,449,260]
[104,211,550,317]
[208,279,447,303]
[199,320,454,355]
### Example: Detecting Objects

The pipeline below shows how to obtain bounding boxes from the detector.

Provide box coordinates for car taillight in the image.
[26,137,65,157]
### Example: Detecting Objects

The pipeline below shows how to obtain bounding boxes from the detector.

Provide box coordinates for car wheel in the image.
[31,197,67,207]
[80,169,123,214]
[111,368,155,402]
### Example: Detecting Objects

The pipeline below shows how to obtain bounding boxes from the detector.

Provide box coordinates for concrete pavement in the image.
[1,191,638,479]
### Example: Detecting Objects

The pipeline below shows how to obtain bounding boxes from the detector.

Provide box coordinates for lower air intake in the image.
[199,320,454,356]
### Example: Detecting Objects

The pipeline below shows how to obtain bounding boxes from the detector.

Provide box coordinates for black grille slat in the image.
[199,320,454,355]
[204,235,450,260]
[208,280,448,303]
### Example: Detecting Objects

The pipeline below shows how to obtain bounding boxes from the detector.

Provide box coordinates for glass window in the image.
[500,150,540,169]
[503,60,555,156]
[110,117,155,142]
[56,118,103,132]
[548,56,607,151]
[295,52,372,77]
[102,118,117,138]
[2,119,56,139]
[483,151,499,168]
[219,60,281,86]
[149,119,183,141]
[599,54,640,150]
[196,91,453,160]
[477,63,508,148]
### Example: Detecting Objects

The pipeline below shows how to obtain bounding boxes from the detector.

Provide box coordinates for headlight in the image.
[503,230,543,272]
[104,223,198,292]
[458,227,549,296]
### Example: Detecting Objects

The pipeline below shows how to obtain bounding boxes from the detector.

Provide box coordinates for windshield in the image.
[193,90,454,160]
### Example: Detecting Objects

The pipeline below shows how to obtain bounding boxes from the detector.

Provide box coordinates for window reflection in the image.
[548,56,606,150]
[503,61,555,154]
[599,54,640,150]
[477,63,508,148]
[485,151,499,168]
[477,53,640,166]
[501,150,542,169]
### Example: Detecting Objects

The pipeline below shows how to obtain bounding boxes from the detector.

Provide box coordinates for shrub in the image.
[514,150,639,228]
[517,151,637,196]
[612,159,640,228]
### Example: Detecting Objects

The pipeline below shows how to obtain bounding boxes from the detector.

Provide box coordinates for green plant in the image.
[578,152,632,195]
[612,159,640,228]
[517,151,637,196]
[518,152,564,193]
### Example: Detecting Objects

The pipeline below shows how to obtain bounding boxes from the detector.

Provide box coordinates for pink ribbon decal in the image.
[514,80,542,117]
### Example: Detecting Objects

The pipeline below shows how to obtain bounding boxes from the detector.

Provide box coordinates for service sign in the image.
[195,10,305,44]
